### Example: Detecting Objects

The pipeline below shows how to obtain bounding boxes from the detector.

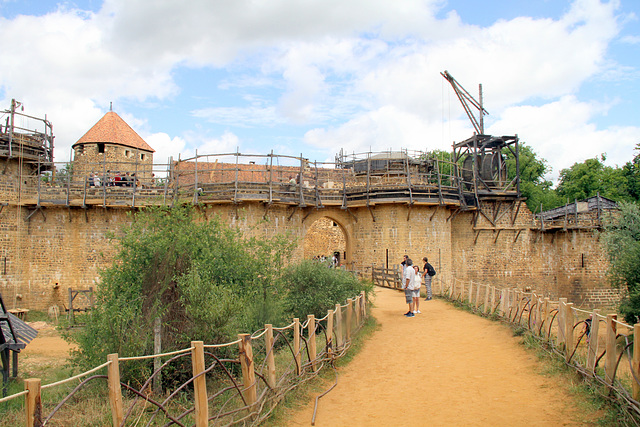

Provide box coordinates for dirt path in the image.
[286,287,583,426]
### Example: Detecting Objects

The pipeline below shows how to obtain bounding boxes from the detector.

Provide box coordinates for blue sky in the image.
[0,0,638,181]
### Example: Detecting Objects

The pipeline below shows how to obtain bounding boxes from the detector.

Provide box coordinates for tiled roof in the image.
[72,111,155,152]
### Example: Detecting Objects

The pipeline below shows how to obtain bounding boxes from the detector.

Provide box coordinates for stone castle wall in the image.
[0,158,617,311]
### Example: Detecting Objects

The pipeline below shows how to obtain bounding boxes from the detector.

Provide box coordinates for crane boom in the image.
[440,70,489,135]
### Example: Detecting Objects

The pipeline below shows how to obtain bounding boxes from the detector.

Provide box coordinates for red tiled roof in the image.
[72,111,155,152]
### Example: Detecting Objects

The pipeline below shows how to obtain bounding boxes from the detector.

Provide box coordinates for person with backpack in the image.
[423,256,436,300]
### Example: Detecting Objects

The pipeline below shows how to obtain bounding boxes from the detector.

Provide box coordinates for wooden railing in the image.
[0,292,368,426]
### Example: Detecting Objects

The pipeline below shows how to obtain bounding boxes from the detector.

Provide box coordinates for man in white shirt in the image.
[403,258,416,317]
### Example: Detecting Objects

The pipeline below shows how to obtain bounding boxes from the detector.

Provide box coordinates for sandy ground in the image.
[286,287,584,427]
[17,322,76,378]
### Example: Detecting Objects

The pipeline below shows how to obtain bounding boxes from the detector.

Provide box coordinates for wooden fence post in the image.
[361,291,367,320]
[107,354,123,427]
[534,295,541,335]
[24,378,41,427]
[346,299,353,341]
[335,304,342,349]
[354,295,361,326]
[293,318,301,375]
[586,310,600,373]
[238,334,257,408]
[475,283,481,310]
[605,314,617,385]
[565,303,574,361]
[499,289,506,316]
[191,341,208,427]
[264,324,276,389]
[483,285,490,314]
[633,324,640,401]
[450,279,455,299]
[542,298,550,338]
[490,286,496,315]
[327,309,334,357]
[557,298,567,349]
[307,315,317,372]
[468,281,473,305]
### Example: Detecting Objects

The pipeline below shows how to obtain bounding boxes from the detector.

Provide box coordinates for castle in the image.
[0,100,620,312]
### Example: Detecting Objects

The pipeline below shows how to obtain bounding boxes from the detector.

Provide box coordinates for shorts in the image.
[412,289,421,298]
[404,289,413,304]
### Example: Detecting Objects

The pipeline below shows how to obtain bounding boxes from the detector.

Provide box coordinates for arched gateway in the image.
[0,102,618,311]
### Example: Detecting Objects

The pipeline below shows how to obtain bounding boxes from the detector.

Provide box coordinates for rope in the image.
[42,361,111,390]
[120,347,193,361]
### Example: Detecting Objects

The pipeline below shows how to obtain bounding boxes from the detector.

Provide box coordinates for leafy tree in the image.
[281,260,373,320]
[503,143,562,212]
[622,143,640,201]
[603,201,640,323]
[70,204,295,382]
[556,155,629,202]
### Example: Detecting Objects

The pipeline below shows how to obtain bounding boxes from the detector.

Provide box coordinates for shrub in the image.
[281,260,373,320]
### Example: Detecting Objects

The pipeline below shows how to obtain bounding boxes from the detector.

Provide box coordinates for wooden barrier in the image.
[107,354,123,427]
[293,318,301,375]
[191,341,208,426]
[25,378,41,427]
[307,315,317,372]
[605,314,617,385]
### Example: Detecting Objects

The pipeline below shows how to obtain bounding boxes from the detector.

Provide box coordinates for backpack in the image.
[426,263,436,277]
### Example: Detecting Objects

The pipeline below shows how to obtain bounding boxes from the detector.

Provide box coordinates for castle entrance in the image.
[302,216,348,267]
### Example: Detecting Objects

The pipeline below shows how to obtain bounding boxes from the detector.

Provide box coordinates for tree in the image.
[622,143,640,201]
[603,201,640,323]
[556,155,629,202]
[503,143,562,212]
[70,204,295,381]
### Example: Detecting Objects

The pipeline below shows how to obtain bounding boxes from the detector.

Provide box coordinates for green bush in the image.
[68,204,295,384]
[281,260,373,320]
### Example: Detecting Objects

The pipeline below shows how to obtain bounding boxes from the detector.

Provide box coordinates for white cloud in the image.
[488,95,638,181]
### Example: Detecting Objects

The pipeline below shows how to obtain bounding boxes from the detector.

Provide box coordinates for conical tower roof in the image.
[72,111,155,152]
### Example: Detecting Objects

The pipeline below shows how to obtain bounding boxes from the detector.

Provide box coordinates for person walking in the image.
[423,257,436,301]
[403,258,415,317]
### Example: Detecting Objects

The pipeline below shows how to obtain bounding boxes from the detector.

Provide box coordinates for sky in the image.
[0,0,638,182]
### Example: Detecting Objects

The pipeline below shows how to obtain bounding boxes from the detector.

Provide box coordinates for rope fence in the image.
[3,291,369,427]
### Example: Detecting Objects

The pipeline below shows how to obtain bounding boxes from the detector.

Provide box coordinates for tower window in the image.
[98,143,105,154]
[125,150,130,157]
[141,153,146,160]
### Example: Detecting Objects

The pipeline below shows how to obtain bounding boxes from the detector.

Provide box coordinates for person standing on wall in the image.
[403,258,415,317]
[423,256,436,301]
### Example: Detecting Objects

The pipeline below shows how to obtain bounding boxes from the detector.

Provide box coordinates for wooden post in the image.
[605,314,617,385]
[68,287,74,326]
[335,304,343,349]
[361,291,367,320]
[565,303,574,361]
[557,298,567,349]
[24,378,41,427]
[490,286,496,315]
[633,324,640,401]
[327,309,334,357]
[586,310,600,372]
[238,334,257,408]
[307,315,317,372]
[469,281,473,305]
[153,317,162,397]
[475,283,481,310]
[354,295,361,326]
[191,341,209,427]
[534,295,541,335]
[542,298,550,338]
[499,289,506,316]
[293,318,301,375]
[483,285,490,314]
[107,354,123,427]
[450,279,455,299]
[264,324,276,389]
[346,299,353,341]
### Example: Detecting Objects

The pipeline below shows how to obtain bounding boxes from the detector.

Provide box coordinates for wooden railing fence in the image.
[0,291,368,426]
[435,276,640,419]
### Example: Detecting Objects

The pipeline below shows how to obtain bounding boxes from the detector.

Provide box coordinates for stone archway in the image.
[303,216,349,267]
